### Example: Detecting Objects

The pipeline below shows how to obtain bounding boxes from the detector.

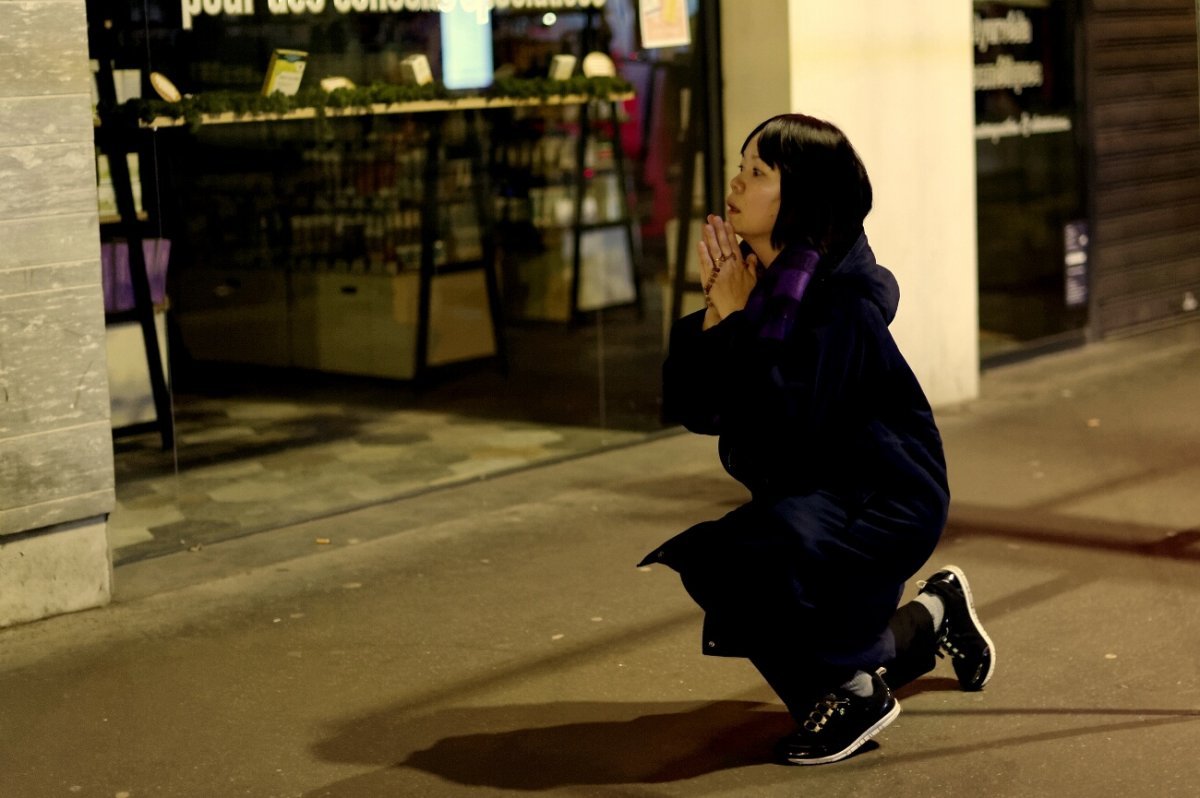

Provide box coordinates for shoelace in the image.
[936,619,979,662]
[941,639,966,660]
[936,638,964,660]
[801,695,849,733]
[920,578,969,661]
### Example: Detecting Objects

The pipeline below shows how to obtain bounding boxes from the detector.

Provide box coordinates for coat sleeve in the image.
[661,308,751,435]
[663,297,886,448]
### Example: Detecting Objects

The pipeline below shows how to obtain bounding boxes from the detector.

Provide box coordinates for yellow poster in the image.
[639,0,691,49]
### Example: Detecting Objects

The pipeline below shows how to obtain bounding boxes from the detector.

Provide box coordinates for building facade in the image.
[1,0,1197,626]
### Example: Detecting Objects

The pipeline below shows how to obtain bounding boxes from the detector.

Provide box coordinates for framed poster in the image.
[639,0,691,49]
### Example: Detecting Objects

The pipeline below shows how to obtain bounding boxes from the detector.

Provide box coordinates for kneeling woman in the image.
[641,114,994,765]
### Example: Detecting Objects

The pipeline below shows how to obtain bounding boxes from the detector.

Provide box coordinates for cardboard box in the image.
[399,54,433,86]
[106,309,169,428]
[548,54,576,80]
[507,227,637,321]
[175,268,291,366]
[180,266,496,378]
[291,270,497,379]
[262,49,308,97]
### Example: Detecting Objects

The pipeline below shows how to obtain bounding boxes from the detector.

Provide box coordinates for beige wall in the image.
[0,0,114,626]
[720,0,979,406]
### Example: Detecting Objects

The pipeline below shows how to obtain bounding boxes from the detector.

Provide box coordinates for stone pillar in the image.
[0,0,115,626]
[719,0,980,407]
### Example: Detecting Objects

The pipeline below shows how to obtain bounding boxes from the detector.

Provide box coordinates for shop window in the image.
[86,0,710,562]
[974,0,1088,361]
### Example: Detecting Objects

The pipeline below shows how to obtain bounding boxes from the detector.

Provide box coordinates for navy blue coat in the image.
[641,234,949,670]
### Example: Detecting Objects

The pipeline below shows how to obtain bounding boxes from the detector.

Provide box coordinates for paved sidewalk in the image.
[2,322,1199,797]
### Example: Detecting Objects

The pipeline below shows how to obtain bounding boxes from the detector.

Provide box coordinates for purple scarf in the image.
[741,247,820,341]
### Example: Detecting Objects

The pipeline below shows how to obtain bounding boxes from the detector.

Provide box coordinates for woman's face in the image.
[726,134,781,251]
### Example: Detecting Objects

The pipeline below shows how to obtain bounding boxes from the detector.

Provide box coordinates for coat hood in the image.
[824,233,899,324]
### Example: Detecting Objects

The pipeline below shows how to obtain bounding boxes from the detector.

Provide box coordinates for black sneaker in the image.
[918,565,995,691]
[776,669,900,766]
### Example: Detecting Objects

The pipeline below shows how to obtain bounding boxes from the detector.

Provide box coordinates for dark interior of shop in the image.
[91,1,707,563]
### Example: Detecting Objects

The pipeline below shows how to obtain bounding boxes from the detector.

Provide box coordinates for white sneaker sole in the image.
[785,701,902,766]
[943,563,996,689]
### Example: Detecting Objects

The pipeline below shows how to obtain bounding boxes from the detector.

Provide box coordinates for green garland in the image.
[115,76,632,128]
[488,75,631,100]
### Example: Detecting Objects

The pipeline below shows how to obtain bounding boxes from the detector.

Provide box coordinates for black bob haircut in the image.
[742,114,873,260]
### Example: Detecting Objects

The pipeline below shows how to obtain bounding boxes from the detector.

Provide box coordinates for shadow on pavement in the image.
[307,699,794,793]
[851,711,1200,773]
[947,506,1200,563]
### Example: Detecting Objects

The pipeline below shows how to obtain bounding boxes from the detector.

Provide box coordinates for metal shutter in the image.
[1085,0,1200,335]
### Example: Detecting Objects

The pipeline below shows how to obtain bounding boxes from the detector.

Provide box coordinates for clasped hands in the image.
[698,214,758,327]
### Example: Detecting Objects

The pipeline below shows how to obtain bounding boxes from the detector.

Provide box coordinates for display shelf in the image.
[121,88,639,377]
[91,29,174,449]
[491,97,642,324]
[136,93,635,130]
[99,211,149,225]
[95,99,630,384]
[666,13,726,332]
[104,305,168,325]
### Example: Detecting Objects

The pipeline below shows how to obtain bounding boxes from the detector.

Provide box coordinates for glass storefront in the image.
[97,1,1117,563]
[88,0,707,562]
[973,0,1088,362]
